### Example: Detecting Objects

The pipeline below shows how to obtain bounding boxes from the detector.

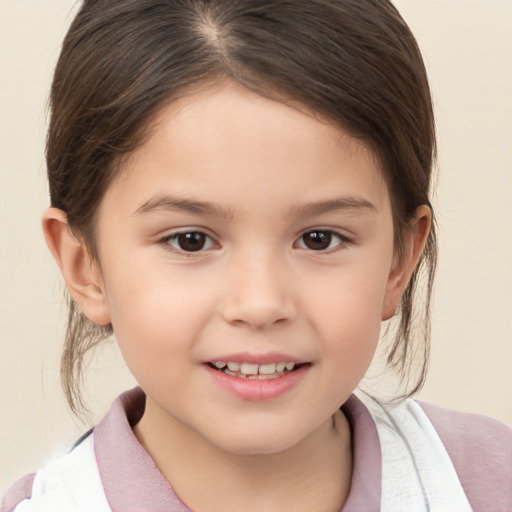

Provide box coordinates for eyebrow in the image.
[135,195,376,219]
[290,197,377,217]
[134,195,235,219]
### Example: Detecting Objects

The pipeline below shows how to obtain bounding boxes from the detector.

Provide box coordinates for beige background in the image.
[1,0,511,494]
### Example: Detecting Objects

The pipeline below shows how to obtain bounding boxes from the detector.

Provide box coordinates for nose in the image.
[220,252,298,330]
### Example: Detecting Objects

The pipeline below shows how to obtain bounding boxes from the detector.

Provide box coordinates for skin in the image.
[43,81,430,512]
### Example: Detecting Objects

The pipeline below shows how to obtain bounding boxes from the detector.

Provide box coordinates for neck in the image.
[134,399,352,512]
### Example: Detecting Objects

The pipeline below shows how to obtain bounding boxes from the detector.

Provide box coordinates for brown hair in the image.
[47,0,437,414]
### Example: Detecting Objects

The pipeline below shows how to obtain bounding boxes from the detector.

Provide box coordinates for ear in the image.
[381,205,431,321]
[42,207,111,325]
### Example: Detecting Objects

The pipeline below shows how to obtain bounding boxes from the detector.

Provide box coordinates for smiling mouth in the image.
[207,361,306,380]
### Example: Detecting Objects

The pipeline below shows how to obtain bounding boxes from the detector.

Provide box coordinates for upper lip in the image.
[204,352,309,365]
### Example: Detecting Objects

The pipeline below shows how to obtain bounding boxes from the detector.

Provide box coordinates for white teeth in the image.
[258,363,277,375]
[225,369,245,378]
[213,360,300,377]
[240,363,259,375]
[248,373,280,380]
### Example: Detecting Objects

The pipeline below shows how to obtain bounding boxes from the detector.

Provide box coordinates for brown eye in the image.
[298,230,345,251]
[302,231,331,250]
[169,231,213,252]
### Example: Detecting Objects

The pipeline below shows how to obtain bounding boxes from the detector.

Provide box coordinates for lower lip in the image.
[204,364,309,401]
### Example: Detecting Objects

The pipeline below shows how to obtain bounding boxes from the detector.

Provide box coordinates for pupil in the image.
[303,231,331,250]
[178,232,206,251]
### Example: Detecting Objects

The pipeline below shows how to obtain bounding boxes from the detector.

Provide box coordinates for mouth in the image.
[207,361,307,380]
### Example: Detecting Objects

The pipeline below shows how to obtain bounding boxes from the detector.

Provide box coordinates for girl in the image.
[2,1,511,511]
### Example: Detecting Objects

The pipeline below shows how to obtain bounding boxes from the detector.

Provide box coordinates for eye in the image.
[165,231,216,252]
[296,229,347,251]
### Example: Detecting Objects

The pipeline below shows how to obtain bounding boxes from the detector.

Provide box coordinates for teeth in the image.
[248,373,280,380]
[212,361,299,377]
[225,369,244,378]
[258,363,277,375]
[240,363,259,375]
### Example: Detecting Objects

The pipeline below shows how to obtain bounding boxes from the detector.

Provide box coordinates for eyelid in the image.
[294,228,352,252]
[159,227,219,254]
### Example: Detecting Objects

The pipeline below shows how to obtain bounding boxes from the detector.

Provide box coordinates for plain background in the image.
[1,0,511,494]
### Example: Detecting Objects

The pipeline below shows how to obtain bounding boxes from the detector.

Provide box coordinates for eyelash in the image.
[159,228,351,254]
[295,229,350,252]
[160,230,217,254]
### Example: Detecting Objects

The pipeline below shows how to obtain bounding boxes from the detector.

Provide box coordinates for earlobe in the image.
[381,205,431,321]
[42,208,111,325]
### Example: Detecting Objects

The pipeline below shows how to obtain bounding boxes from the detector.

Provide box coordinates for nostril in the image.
[222,307,295,330]
[220,278,298,329]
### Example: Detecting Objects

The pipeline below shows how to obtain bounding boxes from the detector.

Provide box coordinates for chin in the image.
[208,425,309,457]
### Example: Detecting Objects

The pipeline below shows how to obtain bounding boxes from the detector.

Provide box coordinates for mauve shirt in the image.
[3,387,511,511]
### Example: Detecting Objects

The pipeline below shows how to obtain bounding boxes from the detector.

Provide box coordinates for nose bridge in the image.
[221,244,297,329]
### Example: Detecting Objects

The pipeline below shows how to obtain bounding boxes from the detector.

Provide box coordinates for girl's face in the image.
[91,81,407,455]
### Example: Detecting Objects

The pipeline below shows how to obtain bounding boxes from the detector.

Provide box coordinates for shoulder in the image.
[1,433,110,512]
[2,474,36,512]
[418,400,512,512]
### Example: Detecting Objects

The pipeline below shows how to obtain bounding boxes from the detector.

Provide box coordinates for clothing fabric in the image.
[359,394,473,511]
[5,436,110,512]
[3,387,511,512]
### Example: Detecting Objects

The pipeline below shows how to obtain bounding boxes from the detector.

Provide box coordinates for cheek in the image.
[101,263,214,372]
[319,300,382,399]
[307,260,391,374]
[320,291,382,358]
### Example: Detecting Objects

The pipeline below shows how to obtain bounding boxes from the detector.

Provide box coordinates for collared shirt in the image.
[3,387,511,512]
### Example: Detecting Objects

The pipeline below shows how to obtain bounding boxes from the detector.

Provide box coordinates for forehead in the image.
[104,81,389,218]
